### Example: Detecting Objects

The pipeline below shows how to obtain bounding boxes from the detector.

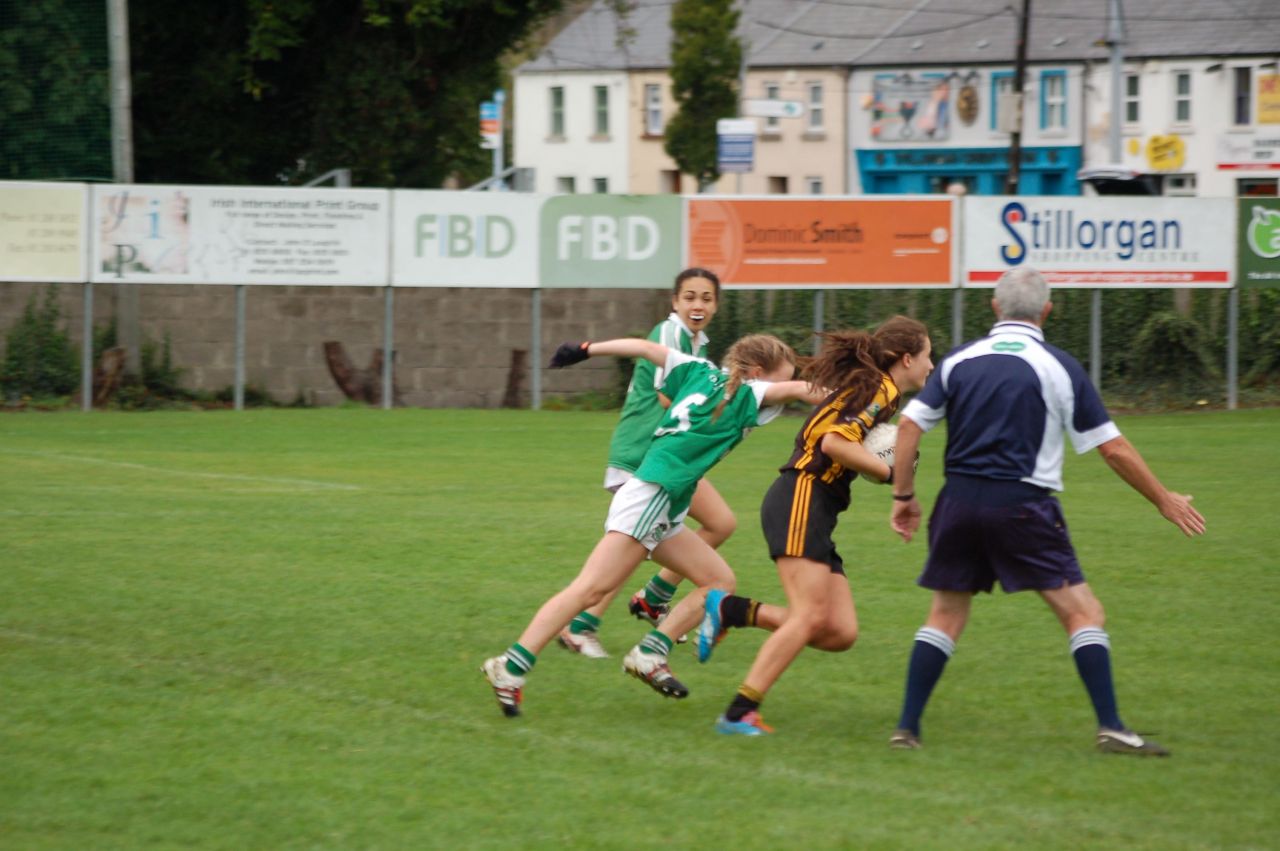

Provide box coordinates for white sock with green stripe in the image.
[638,630,673,657]
[643,575,677,607]
[504,643,535,677]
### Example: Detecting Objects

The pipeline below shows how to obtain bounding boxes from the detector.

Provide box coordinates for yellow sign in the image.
[1259,74,1280,124]
[0,182,87,281]
[1146,134,1186,171]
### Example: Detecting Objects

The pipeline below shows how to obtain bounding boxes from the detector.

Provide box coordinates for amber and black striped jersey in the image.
[779,374,902,506]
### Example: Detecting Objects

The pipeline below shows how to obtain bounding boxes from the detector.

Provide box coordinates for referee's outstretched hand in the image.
[549,341,591,369]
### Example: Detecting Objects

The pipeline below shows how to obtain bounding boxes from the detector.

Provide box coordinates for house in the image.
[513,0,1280,196]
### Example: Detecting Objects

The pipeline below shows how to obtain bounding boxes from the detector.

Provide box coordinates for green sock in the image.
[644,576,678,607]
[638,629,673,657]
[505,643,535,677]
[569,611,602,635]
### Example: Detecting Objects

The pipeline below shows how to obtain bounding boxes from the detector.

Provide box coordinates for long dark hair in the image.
[802,315,929,413]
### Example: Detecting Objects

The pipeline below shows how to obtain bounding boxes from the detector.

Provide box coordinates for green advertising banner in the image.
[539,195,682,288]
[1239,198,1280,288]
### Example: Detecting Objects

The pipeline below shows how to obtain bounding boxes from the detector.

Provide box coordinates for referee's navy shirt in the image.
[901,320,1120,495]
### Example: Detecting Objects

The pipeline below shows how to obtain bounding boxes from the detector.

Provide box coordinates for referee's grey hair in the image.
[993,267,1050,321]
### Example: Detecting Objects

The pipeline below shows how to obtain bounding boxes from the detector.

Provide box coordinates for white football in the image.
[862,422,897,467]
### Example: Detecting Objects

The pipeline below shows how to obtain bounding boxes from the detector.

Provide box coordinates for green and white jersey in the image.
[606,314,709,475]
[634,351,785,516]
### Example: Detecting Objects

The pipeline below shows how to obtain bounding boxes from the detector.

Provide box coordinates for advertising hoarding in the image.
[392,191,541,287]
[1239,198,1280,288]
[964,196,1234,288]
[539,195,682,288]
[90,185,391,285]
[685,197,955,287]
[0,181,89,283]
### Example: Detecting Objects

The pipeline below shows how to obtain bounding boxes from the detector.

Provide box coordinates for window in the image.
[555,176,576,194]
[1165,174,1197,197]
[928,175,975,194]
[1173,71,1192,124]
[1124,73,1140,123]
[593,85,609,136]
[764,82,781,132]
[1238,177,1277,197]
[1040,71,1066,131]
[645,84,663,135]
[549,86,565,138]
[807,82,824,132]
[806,176,823,195]
[990,71,1014,131]
[1234,67,1252,125]
[593,177,608,194]
[660,170,682,194]
[768,176,789,194]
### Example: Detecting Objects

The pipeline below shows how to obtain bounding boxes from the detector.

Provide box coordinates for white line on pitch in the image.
[1,449,362,491]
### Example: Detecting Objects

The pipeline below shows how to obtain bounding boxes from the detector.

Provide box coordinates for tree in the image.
[663,0,741,190]
[0,0,111,181]
[126,0,564,187]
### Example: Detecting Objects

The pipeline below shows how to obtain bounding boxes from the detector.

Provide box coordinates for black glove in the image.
[549,341,591,369]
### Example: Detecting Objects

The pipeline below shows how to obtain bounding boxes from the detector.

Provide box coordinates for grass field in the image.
[2,407,1277,850]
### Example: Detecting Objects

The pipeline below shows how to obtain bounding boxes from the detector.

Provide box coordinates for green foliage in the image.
[708,287,1280,409]
[1,288,79,399]
[664,0,741,188]
[128,0,565,187]
[1128,309,1221,393]
[140,333,184,398]
[0,0,112,181]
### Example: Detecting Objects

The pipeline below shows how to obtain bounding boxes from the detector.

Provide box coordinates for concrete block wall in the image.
[0,281,672,408]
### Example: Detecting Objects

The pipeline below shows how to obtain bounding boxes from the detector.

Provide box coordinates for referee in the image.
[887,266,1205,756]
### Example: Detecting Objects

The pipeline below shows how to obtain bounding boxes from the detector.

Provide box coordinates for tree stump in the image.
[323,341,401,406]
[93,347,127,406]
[503,349,527,408]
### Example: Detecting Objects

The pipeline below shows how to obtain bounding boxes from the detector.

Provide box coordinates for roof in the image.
[518,0,1280,73]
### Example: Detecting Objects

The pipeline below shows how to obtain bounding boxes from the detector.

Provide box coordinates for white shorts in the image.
[603,466,633,493]
[605,478,689,551]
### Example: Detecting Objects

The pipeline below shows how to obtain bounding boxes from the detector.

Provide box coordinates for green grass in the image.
[1,407,1277,850]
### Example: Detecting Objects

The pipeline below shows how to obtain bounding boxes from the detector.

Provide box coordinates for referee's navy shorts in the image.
[919,475,1085,594]
[761,470,849,575]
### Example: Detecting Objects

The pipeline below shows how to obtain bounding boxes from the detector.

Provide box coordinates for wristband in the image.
[892,492,915,502]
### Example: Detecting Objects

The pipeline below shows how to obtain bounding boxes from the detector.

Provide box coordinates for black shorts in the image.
[760,470,847,575]
[919,477,1085,594]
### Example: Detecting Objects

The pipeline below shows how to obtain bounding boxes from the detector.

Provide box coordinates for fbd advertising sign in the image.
[1239,199,1280,289]
[392,191,541,287]
[964,197,1234,288]
[539,195,682,288]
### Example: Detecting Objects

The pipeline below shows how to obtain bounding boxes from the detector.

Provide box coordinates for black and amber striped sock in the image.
[724,685,765,722]
[719,595,758,629]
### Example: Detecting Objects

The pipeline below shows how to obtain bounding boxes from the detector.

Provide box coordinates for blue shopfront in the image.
[855,145,1081,195]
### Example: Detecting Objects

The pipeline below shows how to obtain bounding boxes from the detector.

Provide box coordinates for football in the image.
[862,422,898,467]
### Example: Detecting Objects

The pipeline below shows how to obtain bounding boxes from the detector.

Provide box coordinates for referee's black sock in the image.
[897,626,955,736]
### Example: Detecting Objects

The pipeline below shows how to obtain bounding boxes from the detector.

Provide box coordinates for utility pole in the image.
[1005,0,1031,194]
[1106,0,1125,163]
[107,0,140,374]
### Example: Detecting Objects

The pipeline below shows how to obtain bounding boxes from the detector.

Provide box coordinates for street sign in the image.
[716,118,756,174]
[480,101,500,150]
[744,99,805,119]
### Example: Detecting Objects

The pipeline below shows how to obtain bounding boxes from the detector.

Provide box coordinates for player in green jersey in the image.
[482,333,828,717]
[559,268,736,659]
